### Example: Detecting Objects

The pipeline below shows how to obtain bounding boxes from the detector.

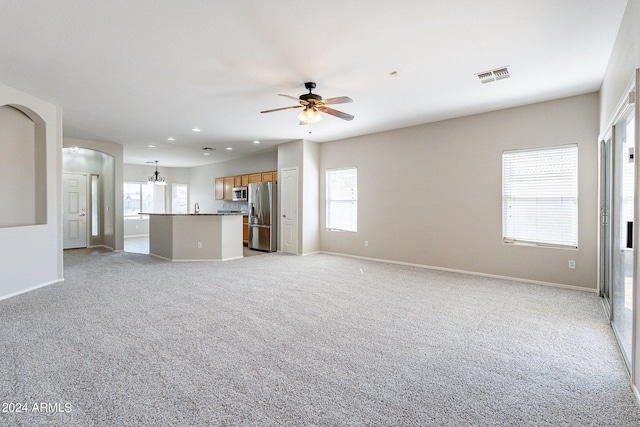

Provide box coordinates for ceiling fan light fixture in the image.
[298,107,322,124]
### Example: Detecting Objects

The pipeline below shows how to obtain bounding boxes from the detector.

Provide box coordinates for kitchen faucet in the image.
[194,202,200,214]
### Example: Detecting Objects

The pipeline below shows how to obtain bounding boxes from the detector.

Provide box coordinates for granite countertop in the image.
[140,213,244,216]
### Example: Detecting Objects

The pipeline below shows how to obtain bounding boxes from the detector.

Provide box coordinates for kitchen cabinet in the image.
[242,215,248,245]
[223,176,234,200]
[215,171,277,200]
[215,178,224,200]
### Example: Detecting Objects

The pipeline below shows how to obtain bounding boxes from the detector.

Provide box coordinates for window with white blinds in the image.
[502,144,578,248]
[326,167,357,232]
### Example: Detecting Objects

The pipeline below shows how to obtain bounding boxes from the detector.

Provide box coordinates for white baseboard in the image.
[633,384,640,408]
[320,251,597,293]
[0,278,65,302]
[88,244,114,251]
[149,253,243,262]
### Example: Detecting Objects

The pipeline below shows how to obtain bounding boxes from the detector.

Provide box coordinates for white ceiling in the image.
[0,0,629,167]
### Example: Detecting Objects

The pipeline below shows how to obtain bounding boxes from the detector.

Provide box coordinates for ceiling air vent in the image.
[477,72,495,84]
[476,66,510,84]
[493,67,510,80]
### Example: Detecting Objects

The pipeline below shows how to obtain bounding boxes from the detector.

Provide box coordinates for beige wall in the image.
[0,82,63,300]
[302,140,320,254]
[0,106,38,227]
[600,0,640,134]
[320,93,599,289]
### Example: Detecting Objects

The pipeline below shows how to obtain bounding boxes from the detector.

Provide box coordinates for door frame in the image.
[280,166,299,255]
[600,135,613,319]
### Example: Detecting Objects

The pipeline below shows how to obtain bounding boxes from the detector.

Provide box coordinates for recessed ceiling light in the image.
[167,137,175,141]
[191,128,201,132]
[253,140,261,144]
[148,144,156,148]
[203,152,210,156]
[202,147,215,155]
[226,147,233,151]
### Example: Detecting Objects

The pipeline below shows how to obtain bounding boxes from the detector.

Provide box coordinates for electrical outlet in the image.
[197,242,202,249]
[568,260,576,269]
[364,240,369,247]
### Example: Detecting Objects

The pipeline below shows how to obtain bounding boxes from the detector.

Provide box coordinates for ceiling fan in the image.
[260,82,354,124]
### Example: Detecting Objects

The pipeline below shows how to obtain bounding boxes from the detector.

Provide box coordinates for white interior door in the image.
[281,167,298,254]
[63,172,88,249]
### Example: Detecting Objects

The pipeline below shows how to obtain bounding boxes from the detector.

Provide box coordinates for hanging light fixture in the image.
[148,160,167,185]
[297,106,322,124]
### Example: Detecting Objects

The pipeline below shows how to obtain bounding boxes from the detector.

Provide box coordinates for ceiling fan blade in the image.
[260,105,302,114]
[278,94,301,102]
[321,96,353,105]
[318,106,354,121]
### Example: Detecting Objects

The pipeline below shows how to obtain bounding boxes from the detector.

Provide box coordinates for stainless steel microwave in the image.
[232,186,247,201]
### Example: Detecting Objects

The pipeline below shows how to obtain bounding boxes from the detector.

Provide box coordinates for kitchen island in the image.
[144,213,243,261]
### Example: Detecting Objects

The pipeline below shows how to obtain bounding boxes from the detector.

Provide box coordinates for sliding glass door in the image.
[610,105,635,368]
[601,137,612,315]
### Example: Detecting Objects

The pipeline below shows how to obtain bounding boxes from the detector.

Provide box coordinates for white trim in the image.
[600,75,636,141]
[320,251,597,293]
[301,250,321,256]
[0,278,65,302]
[633,384,640,407]
[149,253,243,262]
[87,244,114,251]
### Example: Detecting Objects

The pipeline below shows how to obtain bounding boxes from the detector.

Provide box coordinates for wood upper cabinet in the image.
[215,178,224,200]
[223,176,234,200]
[216,171,277,200]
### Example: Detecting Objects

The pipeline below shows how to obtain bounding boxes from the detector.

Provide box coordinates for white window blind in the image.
[172,184,188,214]
[502,145,578,248]
[326,167,357,232]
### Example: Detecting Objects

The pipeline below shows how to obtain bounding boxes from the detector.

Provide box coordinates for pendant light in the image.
[148,161,167,185]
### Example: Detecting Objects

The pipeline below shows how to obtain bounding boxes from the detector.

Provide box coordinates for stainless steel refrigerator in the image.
[248,182,277,252]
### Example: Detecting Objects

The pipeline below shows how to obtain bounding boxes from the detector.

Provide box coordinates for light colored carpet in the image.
[1,250,639,426]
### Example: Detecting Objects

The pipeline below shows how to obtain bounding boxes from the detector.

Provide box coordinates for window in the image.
[172,184,188,214]
[502,145,578,248]
[91,175,99,236]
[326,167,357,232]
[123,182,165,217]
